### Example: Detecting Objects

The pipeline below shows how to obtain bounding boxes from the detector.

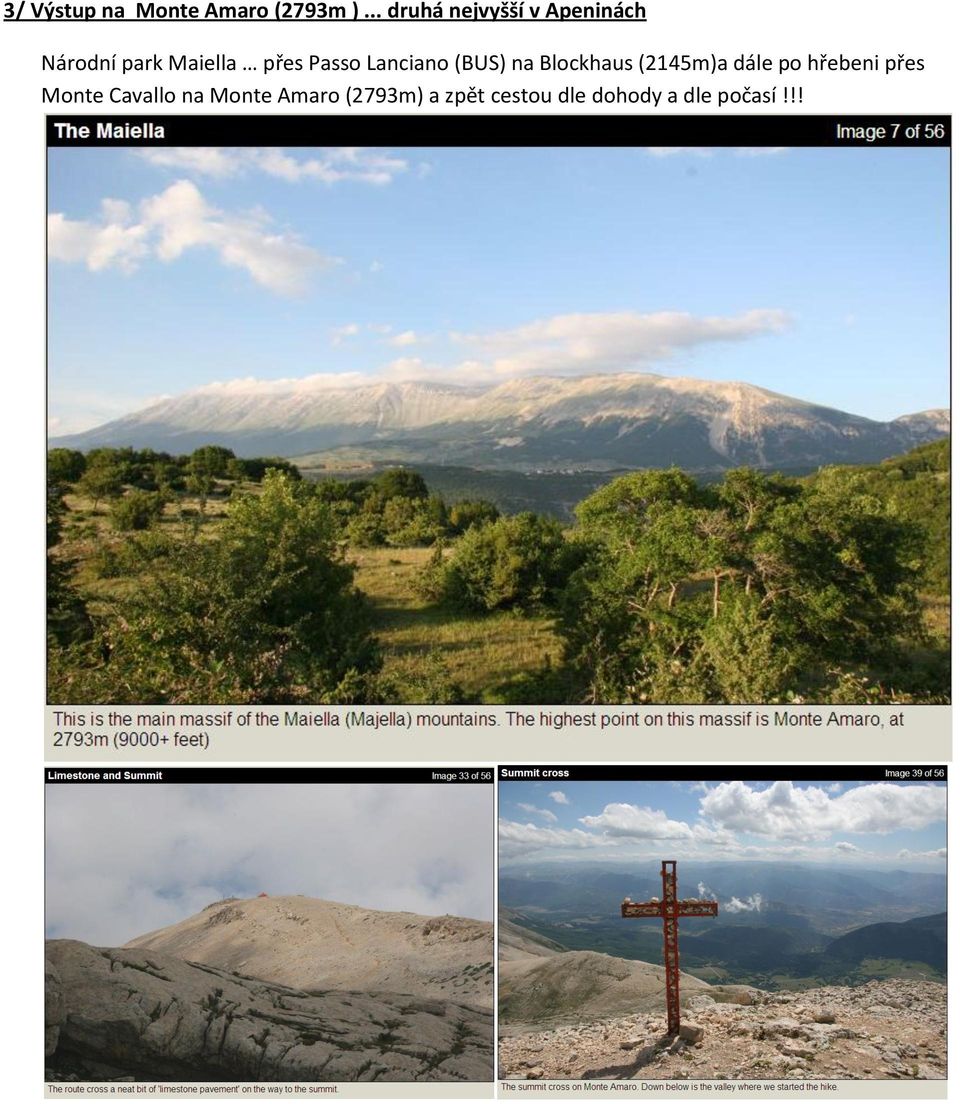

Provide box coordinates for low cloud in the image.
[46,784,493,946]
[443,309,788,382]
[140,146,408,186]
[548,791,570,806]
[723,893,764,913]
[498,819,608,860]
[49,180,331,295]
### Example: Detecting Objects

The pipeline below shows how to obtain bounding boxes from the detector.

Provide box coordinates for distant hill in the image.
[499,908,567,963]
[499,949,715,1032]
[824,913,946,973]
[51,372,948,474]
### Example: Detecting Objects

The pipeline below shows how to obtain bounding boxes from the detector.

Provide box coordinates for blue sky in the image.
[48,145,948,434]
[499,779,947,870]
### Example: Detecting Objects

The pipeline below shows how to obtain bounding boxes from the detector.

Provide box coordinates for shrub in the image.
[110,490,166,531]
[435,512,574,612]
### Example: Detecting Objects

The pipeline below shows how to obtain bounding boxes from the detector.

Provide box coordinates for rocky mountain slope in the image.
[499,978,945,1081]
[52,373,949,473]
[46,941,493,1083]
[499,909,567,963]
[126,894,493,1009]
[500,949,716,1033]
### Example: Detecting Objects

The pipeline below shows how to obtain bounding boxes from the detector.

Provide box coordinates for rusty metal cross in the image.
[621,860,718,1036]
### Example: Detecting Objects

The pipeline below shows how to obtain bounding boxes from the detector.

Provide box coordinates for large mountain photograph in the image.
[498,776,946,1080]
[47,143,949,704]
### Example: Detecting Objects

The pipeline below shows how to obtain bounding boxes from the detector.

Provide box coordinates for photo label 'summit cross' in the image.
[621,860,718,1036]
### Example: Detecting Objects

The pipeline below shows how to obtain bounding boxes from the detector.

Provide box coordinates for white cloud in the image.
[369,260,385,273]
[498,819,609,860]
[699,780,946,843]
[517,803,558,824]
[330,322,360,346]
[49,180,330,295]
[645,147,787,159]
[548,791,570,805]
[139,146,409,185]
[735,147,789,157]
[390,330,419,347]
[48,200,148,273]
[834,841,862,854]
[897,847,947,862]
[446,309,788,381]
[724,893,763,913]
[646,147,714,158]
[579,802,694,840]
[381,356,429,380]
[46,784,493,946]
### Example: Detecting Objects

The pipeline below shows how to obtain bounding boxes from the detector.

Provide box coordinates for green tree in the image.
[560,465,928,704]
[372,468,429,501]
[382,496,445,546]
[56,472,379,704]
[76,464,124,510]
[188,444,236,478]
[110,489,167,532]
[449,499,499,533]
[433,512,575,612]
[47,481,91,646]
[48,448,86,484]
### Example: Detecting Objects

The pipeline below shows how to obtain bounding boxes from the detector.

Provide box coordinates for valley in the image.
[499,860,947,993]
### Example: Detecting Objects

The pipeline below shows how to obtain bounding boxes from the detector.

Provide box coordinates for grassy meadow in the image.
[351,546,564,703]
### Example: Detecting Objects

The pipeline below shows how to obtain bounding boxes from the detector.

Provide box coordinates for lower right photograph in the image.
[497,766,947,1082]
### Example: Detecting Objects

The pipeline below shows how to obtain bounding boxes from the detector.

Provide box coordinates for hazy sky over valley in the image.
[47,145,948,434]
[46,782,493,945]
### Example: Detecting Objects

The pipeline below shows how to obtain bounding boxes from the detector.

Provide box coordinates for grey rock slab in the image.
[46,940,492,1083]
[45,958,65,1058]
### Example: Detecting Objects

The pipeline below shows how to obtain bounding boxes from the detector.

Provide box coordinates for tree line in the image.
[47,439,949,705]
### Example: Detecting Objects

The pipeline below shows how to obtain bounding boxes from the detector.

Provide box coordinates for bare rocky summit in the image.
[46,940,493,1083]
[498,978,946,1081]
[126,894,493,1009]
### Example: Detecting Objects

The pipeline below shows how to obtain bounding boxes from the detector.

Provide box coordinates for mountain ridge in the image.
[124,894,494,1009]
[52,371,949,473]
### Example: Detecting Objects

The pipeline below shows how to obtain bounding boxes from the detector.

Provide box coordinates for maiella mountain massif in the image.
[52,372,949,475]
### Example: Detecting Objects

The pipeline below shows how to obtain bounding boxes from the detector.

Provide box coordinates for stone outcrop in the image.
[46,940,493,1083]
[499,978,946,1081]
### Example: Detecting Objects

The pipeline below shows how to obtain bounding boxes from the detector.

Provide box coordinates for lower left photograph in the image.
[44,766,495,1086]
